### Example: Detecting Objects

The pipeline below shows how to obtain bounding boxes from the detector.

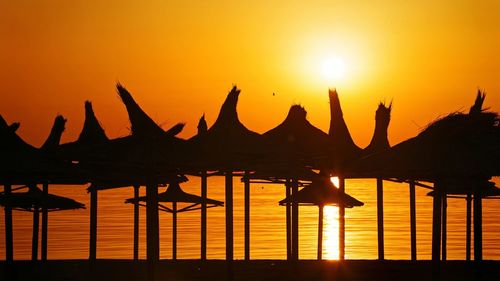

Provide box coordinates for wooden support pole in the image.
[431,186,442,262]
[225,171,234,261]
[200,170,207,261]
[4,184,13,262]
[339,177,345,261]
[32,207,40,261]
[291,179,299,261]
[376,178,384,260]
[473,193,482,261]
[146,184,159,261]
[466,194,472,261]
[409,181,417,261]
[133,185,140,261]
[317,205,324,260]
[442,192,447,261]
[285,179,292,260]
[89,188,98,261]
[244,171,250,260]
[172,202,177,260]
[41,183,48,261]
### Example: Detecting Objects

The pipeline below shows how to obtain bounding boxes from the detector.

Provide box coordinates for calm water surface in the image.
[1,177,499,260]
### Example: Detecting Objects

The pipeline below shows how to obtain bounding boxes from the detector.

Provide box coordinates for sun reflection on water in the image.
[323,206,340,260]
[320,176,340,260]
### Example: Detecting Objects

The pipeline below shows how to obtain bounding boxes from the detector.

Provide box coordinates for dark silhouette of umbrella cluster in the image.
[351,90,500,261]
[1,83,498,266]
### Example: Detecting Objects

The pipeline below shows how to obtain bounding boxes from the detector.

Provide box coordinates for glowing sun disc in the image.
[321,57,346,81]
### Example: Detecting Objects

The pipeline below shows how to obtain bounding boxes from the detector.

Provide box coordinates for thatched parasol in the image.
[361,100,392,260]
[186,86,262,261]
[328,89,362,168]
[363,102,392,155]
[278,175,363,260]
[126,181,223,207]
[0,185,84,261]
[114,83,187,262]
[350,90,500,262]
[260,105,333,171]
[0,185,85,211]
[1,113,85,261]
[259,101,332,261]
[41,115,67,152]
[125,181,223,260]
[187,86,261,171]
[351,92,500,180]
[0,114,84,185]
[278,177,364,207]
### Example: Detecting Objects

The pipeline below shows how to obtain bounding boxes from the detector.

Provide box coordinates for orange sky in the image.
[1,1,499,148]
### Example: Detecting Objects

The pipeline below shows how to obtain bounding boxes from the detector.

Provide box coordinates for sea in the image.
[1,177,499,260]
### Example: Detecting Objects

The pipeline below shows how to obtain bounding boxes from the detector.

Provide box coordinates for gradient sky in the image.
[1,1,499,147]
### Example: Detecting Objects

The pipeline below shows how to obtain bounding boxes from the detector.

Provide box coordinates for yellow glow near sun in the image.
[321,57,346,82]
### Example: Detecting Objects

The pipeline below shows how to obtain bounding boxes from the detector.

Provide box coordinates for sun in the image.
[321,57,346,82]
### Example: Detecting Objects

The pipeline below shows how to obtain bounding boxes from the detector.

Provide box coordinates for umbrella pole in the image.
[4,184,13,262]
[442,191,447,261]
[376,178,384,260]
[286,179,292,260]
[225,171,233,262]
[244,171,250,260]
[32,207,40,261]
[201,170,207,261]
[133,185,140,261]
[431,185,442,262]
[473,192,482,261]
[89,188,98,261]
[466,194,472,261]
[291,178,299,261]
[146,183,160,261]
[41,183,48,261]
[173,202,177,261]
[339,177,345,261]
[317,205,323,260]
[409,181,417,261]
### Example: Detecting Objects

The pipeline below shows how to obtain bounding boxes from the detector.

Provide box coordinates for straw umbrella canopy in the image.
[349,91,500,262]
[126,181,223,207]
[279,175,363,260]
[125,181,223,260]
[0,185,85,211]
[0,114,86,262]
[58,101,110,162]
[328,89,363,170]
[363,102,392,155]
[57,96,185,261]
[58,94,185,186]
[0,185,84,260]
[359,100,392,260]
[256,104,335,261]
[0,115,83,185]
[185,86,261,262]
[259,105,333,172]
[112,83,187,263]
[349,92,500,180]
[278,176,364,207]
[186,86,261,171]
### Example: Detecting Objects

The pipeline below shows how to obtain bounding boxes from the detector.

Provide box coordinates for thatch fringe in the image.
[41,115,67,151]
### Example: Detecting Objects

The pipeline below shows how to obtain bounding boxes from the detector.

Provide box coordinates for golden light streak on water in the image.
[321,176,341,260]
[323,206,339,260]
